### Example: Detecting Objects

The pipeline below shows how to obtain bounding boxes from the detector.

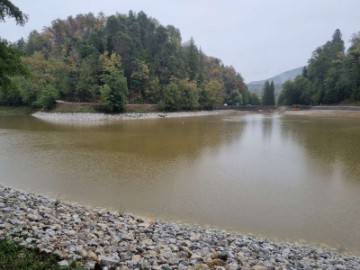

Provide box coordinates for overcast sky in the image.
[1,0,359,82]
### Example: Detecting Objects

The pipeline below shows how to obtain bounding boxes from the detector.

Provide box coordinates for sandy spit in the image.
[32,110,226,123]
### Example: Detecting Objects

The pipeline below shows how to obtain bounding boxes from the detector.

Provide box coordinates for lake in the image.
[1,111,360,253]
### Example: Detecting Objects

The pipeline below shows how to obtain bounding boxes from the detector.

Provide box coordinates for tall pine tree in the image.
[262,80,275,105]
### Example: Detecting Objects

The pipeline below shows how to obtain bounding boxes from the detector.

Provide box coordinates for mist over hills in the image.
[247,67,304,98]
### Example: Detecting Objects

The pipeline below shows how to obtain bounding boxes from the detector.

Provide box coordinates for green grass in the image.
[73,105,98,113]
[0,236,84,270]
[118,205,126,217]
[0,106,35,115]
[52,103,100,113]
[53,103,160,114]
[338,100,360,106]
[125,103,159,113]
[0,103,160,115]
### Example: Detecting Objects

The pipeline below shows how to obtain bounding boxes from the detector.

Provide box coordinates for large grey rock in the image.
[58,260,69,268]
[99,255,119,266]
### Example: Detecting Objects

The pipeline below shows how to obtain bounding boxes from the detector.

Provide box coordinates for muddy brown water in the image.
[1,112,360,253]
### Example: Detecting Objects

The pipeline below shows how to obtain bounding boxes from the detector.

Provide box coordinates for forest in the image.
[2,6,360,111]
[278,29,360,105]
[0,11,262,112]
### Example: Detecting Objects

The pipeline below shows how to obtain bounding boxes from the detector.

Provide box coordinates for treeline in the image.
[1,11,252,111]
[279,29,360,105]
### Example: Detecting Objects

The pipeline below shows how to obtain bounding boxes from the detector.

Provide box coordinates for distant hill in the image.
[247,67,304,100]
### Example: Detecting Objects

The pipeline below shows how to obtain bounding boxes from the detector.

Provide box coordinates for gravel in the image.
[32,111,223,123]
[1,184,360,270]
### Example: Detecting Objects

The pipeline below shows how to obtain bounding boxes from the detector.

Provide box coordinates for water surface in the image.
[1,112,360,253]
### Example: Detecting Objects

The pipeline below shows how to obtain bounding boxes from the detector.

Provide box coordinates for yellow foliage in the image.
[99,51,122,73]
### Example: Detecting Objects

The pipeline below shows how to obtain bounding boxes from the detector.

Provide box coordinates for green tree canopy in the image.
[249,93,261,105]
[4,10,250,111]
[278,29,360,105]
[0,0,28,25]
[99,52,128,112]
[0,0,28,105]
[261,80,275,105]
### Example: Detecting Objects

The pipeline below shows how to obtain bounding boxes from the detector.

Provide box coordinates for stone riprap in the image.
[32,111,223,123]
[0,185,359,270]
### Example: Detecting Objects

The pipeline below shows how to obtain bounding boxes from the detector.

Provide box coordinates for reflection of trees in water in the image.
[0,113,247,223]
[0,114,246,162]
[89,116,245,161]
[0,114,247,194]
[280,116,360,181]
[261,116,274,140]
[0,115,48,131]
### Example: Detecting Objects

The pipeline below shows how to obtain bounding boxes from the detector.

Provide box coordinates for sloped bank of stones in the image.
[0,185,359,270]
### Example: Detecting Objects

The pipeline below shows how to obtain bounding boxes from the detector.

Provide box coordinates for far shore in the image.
[32,107,360,124]
[283,109,360,117]
[3,105,360,122]
[32,110,227,123]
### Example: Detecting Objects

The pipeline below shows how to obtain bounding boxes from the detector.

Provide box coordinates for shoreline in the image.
[283,109,360,118]
[32,110,226,123]
[1,185,360,269]
[31,108,360,124]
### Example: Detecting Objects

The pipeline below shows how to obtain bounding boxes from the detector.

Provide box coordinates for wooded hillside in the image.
[279,29,360,105]
[2,11,249,111]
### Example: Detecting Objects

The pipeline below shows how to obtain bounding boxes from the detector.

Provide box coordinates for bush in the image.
[100,72,128,113]
[159,81,181,111]
[36,85,58,110]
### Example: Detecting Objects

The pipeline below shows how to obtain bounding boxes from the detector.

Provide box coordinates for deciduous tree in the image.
[0,0,28,104]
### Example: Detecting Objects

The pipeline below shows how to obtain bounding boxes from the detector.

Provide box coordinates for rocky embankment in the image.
[1,185,360,270]
[32,111,222,123]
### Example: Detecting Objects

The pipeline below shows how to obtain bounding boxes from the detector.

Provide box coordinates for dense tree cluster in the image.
[0,0,29,105]
[1,11,249,111]
[279,29,360,105]
[261,80,275,105]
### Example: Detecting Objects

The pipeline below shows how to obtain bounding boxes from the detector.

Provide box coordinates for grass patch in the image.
[338,101,360,106]
[54,197,61,213]
[118,205,126,217]
[73,105,98,113]
[125,103,159,113]
[52,103,100,113]
[1,103,160,115]
[0,106,35,115]
[51,102,160,114]
[0,236,84,270]
[0,236,59,269]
